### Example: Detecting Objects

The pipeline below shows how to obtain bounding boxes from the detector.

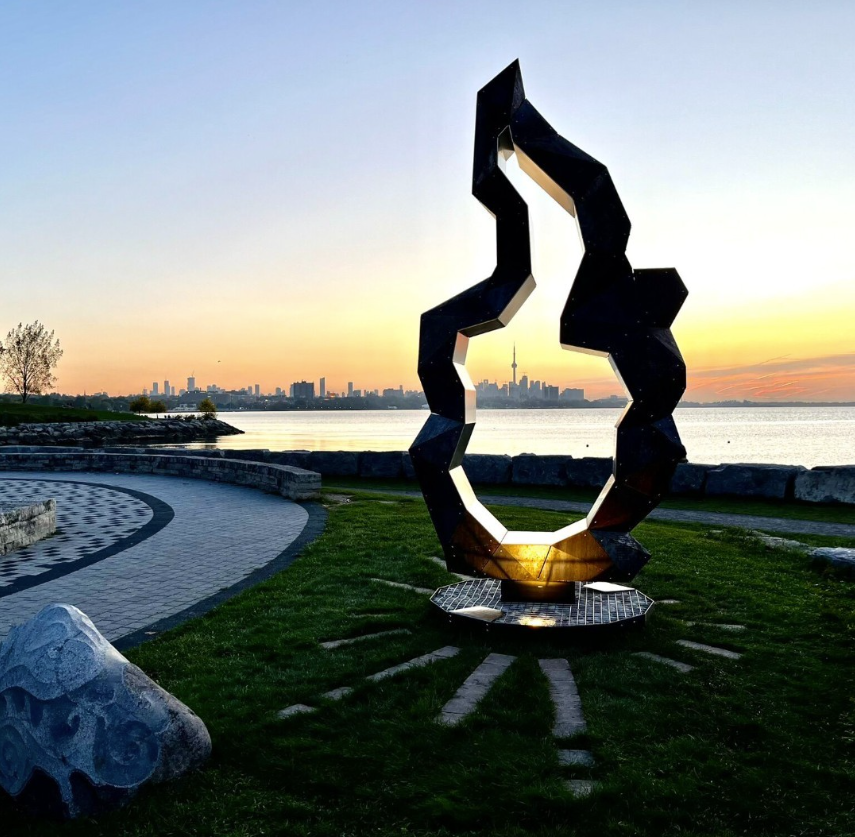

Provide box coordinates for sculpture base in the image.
[500,579,577,603]
[431,578,653,632]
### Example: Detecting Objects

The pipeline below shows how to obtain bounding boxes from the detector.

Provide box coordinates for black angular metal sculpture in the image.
[410,61,688,605]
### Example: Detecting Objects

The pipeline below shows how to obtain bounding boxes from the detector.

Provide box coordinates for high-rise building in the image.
[290,381,315,399]
[163,381,169,398]
[187,376,196,392]
[347,381,354,397]
[319,377,326,398]
[275,387,282,397]
[152,382,159,396]
[560,387,584,402]
[254,384,260,397]
[519,374,528,393]
[171,386,176,397]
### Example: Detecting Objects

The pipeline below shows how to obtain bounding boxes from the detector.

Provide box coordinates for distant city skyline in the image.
[2,3,853,403]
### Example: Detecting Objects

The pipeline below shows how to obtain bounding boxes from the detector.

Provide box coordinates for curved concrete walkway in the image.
[344,488,855,539]
[0,472,324,647]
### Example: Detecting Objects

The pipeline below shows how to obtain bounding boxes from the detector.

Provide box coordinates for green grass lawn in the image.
[3,491,853,836]
[325,476,855,526]
[0,402,144,426]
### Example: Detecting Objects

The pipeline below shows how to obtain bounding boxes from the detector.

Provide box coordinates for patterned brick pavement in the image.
[0,472,318,646]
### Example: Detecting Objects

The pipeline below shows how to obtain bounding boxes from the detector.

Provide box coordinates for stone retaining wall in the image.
[0,452,320,502]
[0,499,57,555]
[168,449,852,506]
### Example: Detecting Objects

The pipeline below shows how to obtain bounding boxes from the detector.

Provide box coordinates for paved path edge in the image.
[114,502,327,651]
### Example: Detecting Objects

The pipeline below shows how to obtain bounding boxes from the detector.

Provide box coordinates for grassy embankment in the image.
[0,402,144,427]
[325,476,855,527]
[3,487,853,837]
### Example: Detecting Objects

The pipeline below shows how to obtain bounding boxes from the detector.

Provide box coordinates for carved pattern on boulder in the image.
[0,604,211,819]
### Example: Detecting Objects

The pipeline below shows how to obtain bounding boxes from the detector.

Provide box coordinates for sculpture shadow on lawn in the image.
[410,60,688,601]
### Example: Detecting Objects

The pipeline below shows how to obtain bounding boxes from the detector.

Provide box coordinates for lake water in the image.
[170,407,855,468]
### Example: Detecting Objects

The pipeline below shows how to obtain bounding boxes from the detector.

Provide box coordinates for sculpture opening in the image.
[409,60,687,622]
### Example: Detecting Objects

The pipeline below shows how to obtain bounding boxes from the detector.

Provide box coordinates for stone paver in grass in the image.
[369,578,433,595]
[677,639,742,660]
[565,779,599,798]
[684,621,746,631]
[437,652,516,726]
[367,646,460,682]
[277,703,317,719]
[558,749,596,768]
[0,472,311,645]
[322,686,354,701]
[634,652,694,673]
[539,658,587,737]
[320,628,410,649]
[657,599,681,605]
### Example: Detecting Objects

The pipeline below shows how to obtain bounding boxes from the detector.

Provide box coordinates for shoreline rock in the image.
[0,418,242,448]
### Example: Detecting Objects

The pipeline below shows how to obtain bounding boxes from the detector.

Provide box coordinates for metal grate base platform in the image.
[431,578,654,631]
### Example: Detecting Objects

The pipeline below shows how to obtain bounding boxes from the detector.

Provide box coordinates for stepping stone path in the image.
[684,621,746,632]
[277,703,316,719]
[658,599,681,605]
[677,639,742,660]
[320,628,409,649]
[539,658,587,737]
[565,779,598,798]
[370,578,433,595]
[634,651,694,673]
[368,646,459,681]
[322,686,354,701]
[437,652,516,726]
[558,749,595,767]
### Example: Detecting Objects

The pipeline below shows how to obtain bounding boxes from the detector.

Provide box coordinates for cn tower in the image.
[512,343,518,385]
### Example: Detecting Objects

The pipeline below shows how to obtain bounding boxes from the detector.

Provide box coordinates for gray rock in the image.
[669,462,709,496]
[564,457,613,488]
[463,454,512,485]
[223,448,270,463]
[269,450,312,470]
[794,466,855,505]
[401,452,417,480]
[705,464,804,500]
[810,547,855,569]
[0,604,211,819]
[512,454,572,486]
[359,451,403,479]
[308,450,360,477]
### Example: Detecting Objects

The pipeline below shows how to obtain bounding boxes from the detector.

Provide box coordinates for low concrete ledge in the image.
[0,452,320,502]
[0,499,57,555]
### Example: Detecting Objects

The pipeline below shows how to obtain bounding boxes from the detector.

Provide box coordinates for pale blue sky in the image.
[1,1,853,398]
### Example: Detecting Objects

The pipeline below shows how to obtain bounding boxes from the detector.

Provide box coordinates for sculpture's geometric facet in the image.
[409,61,688,591]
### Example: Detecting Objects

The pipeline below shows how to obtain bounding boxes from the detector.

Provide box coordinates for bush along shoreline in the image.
[0,417,242,447]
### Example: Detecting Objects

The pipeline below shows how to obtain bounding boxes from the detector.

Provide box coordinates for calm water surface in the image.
[175,407,855,467]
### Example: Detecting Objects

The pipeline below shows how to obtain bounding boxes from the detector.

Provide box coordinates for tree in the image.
[0,321,63,403]
[198,397,217,419]
[129,395,151,414]
[149,399,167,416]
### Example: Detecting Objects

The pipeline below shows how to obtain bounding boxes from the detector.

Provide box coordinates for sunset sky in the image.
[2,1,853,401]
